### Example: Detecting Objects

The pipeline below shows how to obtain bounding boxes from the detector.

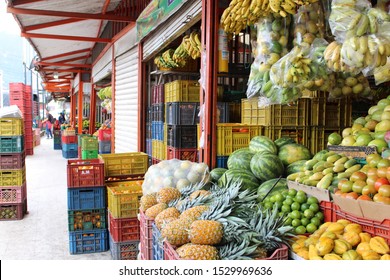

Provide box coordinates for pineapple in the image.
[144,202,168,219]
[218,239,259,260]
[139,192,157,212]
[156,187,181,204]
[161,217,193,246]
[155,207,180,230]
[179,205,209,221]
[176,243,219,260]
[189,190,211,200]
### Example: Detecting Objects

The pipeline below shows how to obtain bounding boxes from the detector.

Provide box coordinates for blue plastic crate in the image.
[109,234,139,260]
[62,143,78,152]
[62,149,78,159]
[152,223,164,260]
[54,143,62,150]
[67,187,106,210]
[69,229,108,254]
[98,141,111,154]
[216,156,228,168]
[151,121,164,141]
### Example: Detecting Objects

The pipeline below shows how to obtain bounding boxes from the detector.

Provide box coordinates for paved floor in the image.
[0,135,112,260]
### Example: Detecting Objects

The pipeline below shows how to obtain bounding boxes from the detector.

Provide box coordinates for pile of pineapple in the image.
[140,169,295,260]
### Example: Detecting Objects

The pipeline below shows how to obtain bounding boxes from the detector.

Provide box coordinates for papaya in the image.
[370,236,390,254]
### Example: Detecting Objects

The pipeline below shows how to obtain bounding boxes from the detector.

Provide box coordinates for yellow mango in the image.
[380,254,390,260]
[316,237,335,256]
[356,242,371,256]
[323,253,343,260]
[361,250,381,260]
[370,236,390,254]
[333,239,352,255]
[326,222,345,235]
[319,222,332,230]
[342,231,361,247]
[344,223,362,234]
[359,232,371,243]
[342,250,362,260]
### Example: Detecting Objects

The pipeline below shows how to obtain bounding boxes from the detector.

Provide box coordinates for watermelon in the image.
[278,143,311,166]
[210,168,227,183]
[227,148,255,170]
[286,160,307,176]
[257,178,288,202]
[250,152,284,182]
[217,169,260,191]
[249,136,278,155]
[274,137,296,150]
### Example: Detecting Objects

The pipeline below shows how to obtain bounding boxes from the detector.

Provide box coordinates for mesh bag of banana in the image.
[373,57,390,86]
[329,72,371,99]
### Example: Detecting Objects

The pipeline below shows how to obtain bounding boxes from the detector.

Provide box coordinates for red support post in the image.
[138,42,146,153]
[78,80,83,135]
[110,45,116,153]
[89,80,97,135]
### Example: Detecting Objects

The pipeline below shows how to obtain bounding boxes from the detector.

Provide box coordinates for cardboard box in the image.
[333,195,390,222]
[287,180,332,202]
[327,145,377,164]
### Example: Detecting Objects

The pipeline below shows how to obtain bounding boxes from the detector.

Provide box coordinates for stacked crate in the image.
[67,158,107,254]
[0,117,27,220]
[98,152,148,260]
[98,128,111,154]
[151,83,165,164]
[9,83,33,156]
[81,136,99,159]
[62,130,78,159]
[53,129,61,150]
[33,128,40,147]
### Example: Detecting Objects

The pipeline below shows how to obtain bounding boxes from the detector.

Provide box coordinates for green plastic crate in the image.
[0,136,24,153]
[81,136,98,151]
[82,150,98,159]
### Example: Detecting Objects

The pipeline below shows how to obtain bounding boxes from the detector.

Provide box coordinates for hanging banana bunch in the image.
[182,31,201,59]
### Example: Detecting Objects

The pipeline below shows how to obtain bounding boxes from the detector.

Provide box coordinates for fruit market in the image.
[0,0,390,265]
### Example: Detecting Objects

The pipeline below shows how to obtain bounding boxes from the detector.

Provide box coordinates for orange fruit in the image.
[357,194,372,201]
[345,192,359,200]
[362,185,377,196]
[350,171,367,182]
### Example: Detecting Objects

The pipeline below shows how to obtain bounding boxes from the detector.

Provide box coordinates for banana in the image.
[356,14,369,36]
[359,36,368,54]
[348,13,362,31]
[367,13,378,34]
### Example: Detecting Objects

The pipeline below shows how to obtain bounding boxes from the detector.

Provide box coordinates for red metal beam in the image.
[41,48,91,61]
[24,18,86,32]
[7,7,134,22]
[41,68,90,73]
[36,61,92,68]
[53,55,91,64]
[21,32,111,43]
[11,0,44,5]
[78,80,84,135]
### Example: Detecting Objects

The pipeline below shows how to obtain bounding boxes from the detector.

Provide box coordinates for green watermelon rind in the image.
[210,168,228,183]
[217,169,260,191]
[285,160,307,176]
[278,143,312,166]
[249,136,278,155]
[257,178,288,202]
[250,152,284,182]
[227,148,255,170]
[274,137,296,149]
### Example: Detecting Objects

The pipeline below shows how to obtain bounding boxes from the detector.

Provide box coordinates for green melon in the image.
[227,148,255,170]
[274,137,296,150]
[250,152,284,182]
[249,136,278,155]
[257,178,288,202]
[286,160,307,176]
[217,169,260,191]
[278,143,312,166]
[210,168,227,183]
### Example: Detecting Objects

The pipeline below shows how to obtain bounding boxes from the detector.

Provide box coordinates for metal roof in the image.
[6,0,142,94]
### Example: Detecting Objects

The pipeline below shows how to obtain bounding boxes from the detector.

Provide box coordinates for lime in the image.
[310,217,321,227]
[290,210,301,219]
[295,225,307,235]
[294,194,307,204]
[300,203,310,212]
[306,223,318,234]
[284,217,292,226]
[291,218,302,227]
[278,212,284,218]
[274,193,284,202]
[283,197,294,206]
[263,202,273,209]
[315,211,325,221]
[304,209,314,219]
[301,217,310,227]
[281,204,291,213]
[291,202,301,211]
[288,189,298,196]
[274,201,283,210]
[297,190,306,197]
[307,196,319,204]
[309,203,320,213]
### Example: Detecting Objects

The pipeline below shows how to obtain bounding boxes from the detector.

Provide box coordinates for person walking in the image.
[43,110,54,139]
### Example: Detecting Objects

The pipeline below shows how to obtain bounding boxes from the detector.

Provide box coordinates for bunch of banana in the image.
[374,58,390,85]
[367,7,390,34]
[260,82,301,105]
[324,41,353,73]
[329,72,370,99]
[270,0,319,18]
[173,39,190,67]
[220,0,253,34]
[182,32,201,59]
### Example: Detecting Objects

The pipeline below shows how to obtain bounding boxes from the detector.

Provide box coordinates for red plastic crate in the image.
[108,211,140,242]
[25,148,34,156]
[166,146,198,162]
[139,210,154,260]
[258,244,289,260]
[151,157,160,165]
[9,83,26,92]
[0,152,25,169]
[62,134,77,144]
[320,201,333,223]
[0,183,27,204]
[98,129,112,141]
[67,158,105,188]
[333,204,390,245]
[163,241,179,260]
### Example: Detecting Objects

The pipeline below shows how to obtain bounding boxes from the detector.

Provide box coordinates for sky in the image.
[0,1,21,35]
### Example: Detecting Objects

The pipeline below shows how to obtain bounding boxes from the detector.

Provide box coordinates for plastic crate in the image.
[152,84,165,104]
[67,158,105,188]
[146,124,152,139]
[67,186,106,210]
[0,118,24,136]
[0,199,27,220]
[166,146,198,162]
[264,126,310,147]
[165,102,200,125]
[217,102,230,123]
[98,141,111,154]
[257,244,289,260]
[0,152,25,169]
[216,156,228,169]
[68,229,108,254]
[333,204,390,245]
[53,130,61,137]
[62,143,78,152]
[320,200,334,223]
[146,139,152,157]
[167,125,197,149]
[9,83,26,92]
[216,123,262,156]
[0,136,24,153]
[165,80,200,102]
[228,101,242,123]
[152,103,165,122]
[77,134,90,145]
[152,157,160,165]
[68,208,107,231]
[99,152,149,177]
[108,211,140,242]
[81,136,98,151]
[61,134,77,144]
[163,241,179,260]
[54,143,62,150]
[0,168,26,186]
[151,121,164,141]
[98,129,112,141]
[62,129,76,136]
[310,127,340,155]
[106,180,143,218]
[62,149,78,159]
[152,223,164,260]
[0,183,27,204]
[139,210,154,260]
[82,150,98,159]
[109,234,139,260]
[25,148,34,156]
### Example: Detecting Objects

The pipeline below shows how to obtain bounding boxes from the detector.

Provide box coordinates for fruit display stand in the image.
[327,145,377,165]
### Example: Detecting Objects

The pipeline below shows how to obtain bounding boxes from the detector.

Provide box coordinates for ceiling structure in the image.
[6,0,148,95]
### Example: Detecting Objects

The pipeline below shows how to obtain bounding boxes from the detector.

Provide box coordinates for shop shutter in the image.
[142,0,202,61]
[114,46,138,152]
[92,46,113,83]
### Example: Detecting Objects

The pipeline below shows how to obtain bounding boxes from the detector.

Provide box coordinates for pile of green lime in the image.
[261,189,324,234]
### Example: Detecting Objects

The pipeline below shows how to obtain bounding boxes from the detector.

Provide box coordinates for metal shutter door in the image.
[114,46,138,152]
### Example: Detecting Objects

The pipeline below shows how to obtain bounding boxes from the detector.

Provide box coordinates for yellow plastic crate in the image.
[264,126,310,148]
[0,167,26,186]
[217,123,263,156]
[98,152,149,177]
[151,140,166,161]
[0,118,24,136]
[164,80,200,103]
[107,180,143,219]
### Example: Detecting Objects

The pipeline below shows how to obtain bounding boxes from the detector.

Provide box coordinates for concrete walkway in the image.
[0,135,111,260]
